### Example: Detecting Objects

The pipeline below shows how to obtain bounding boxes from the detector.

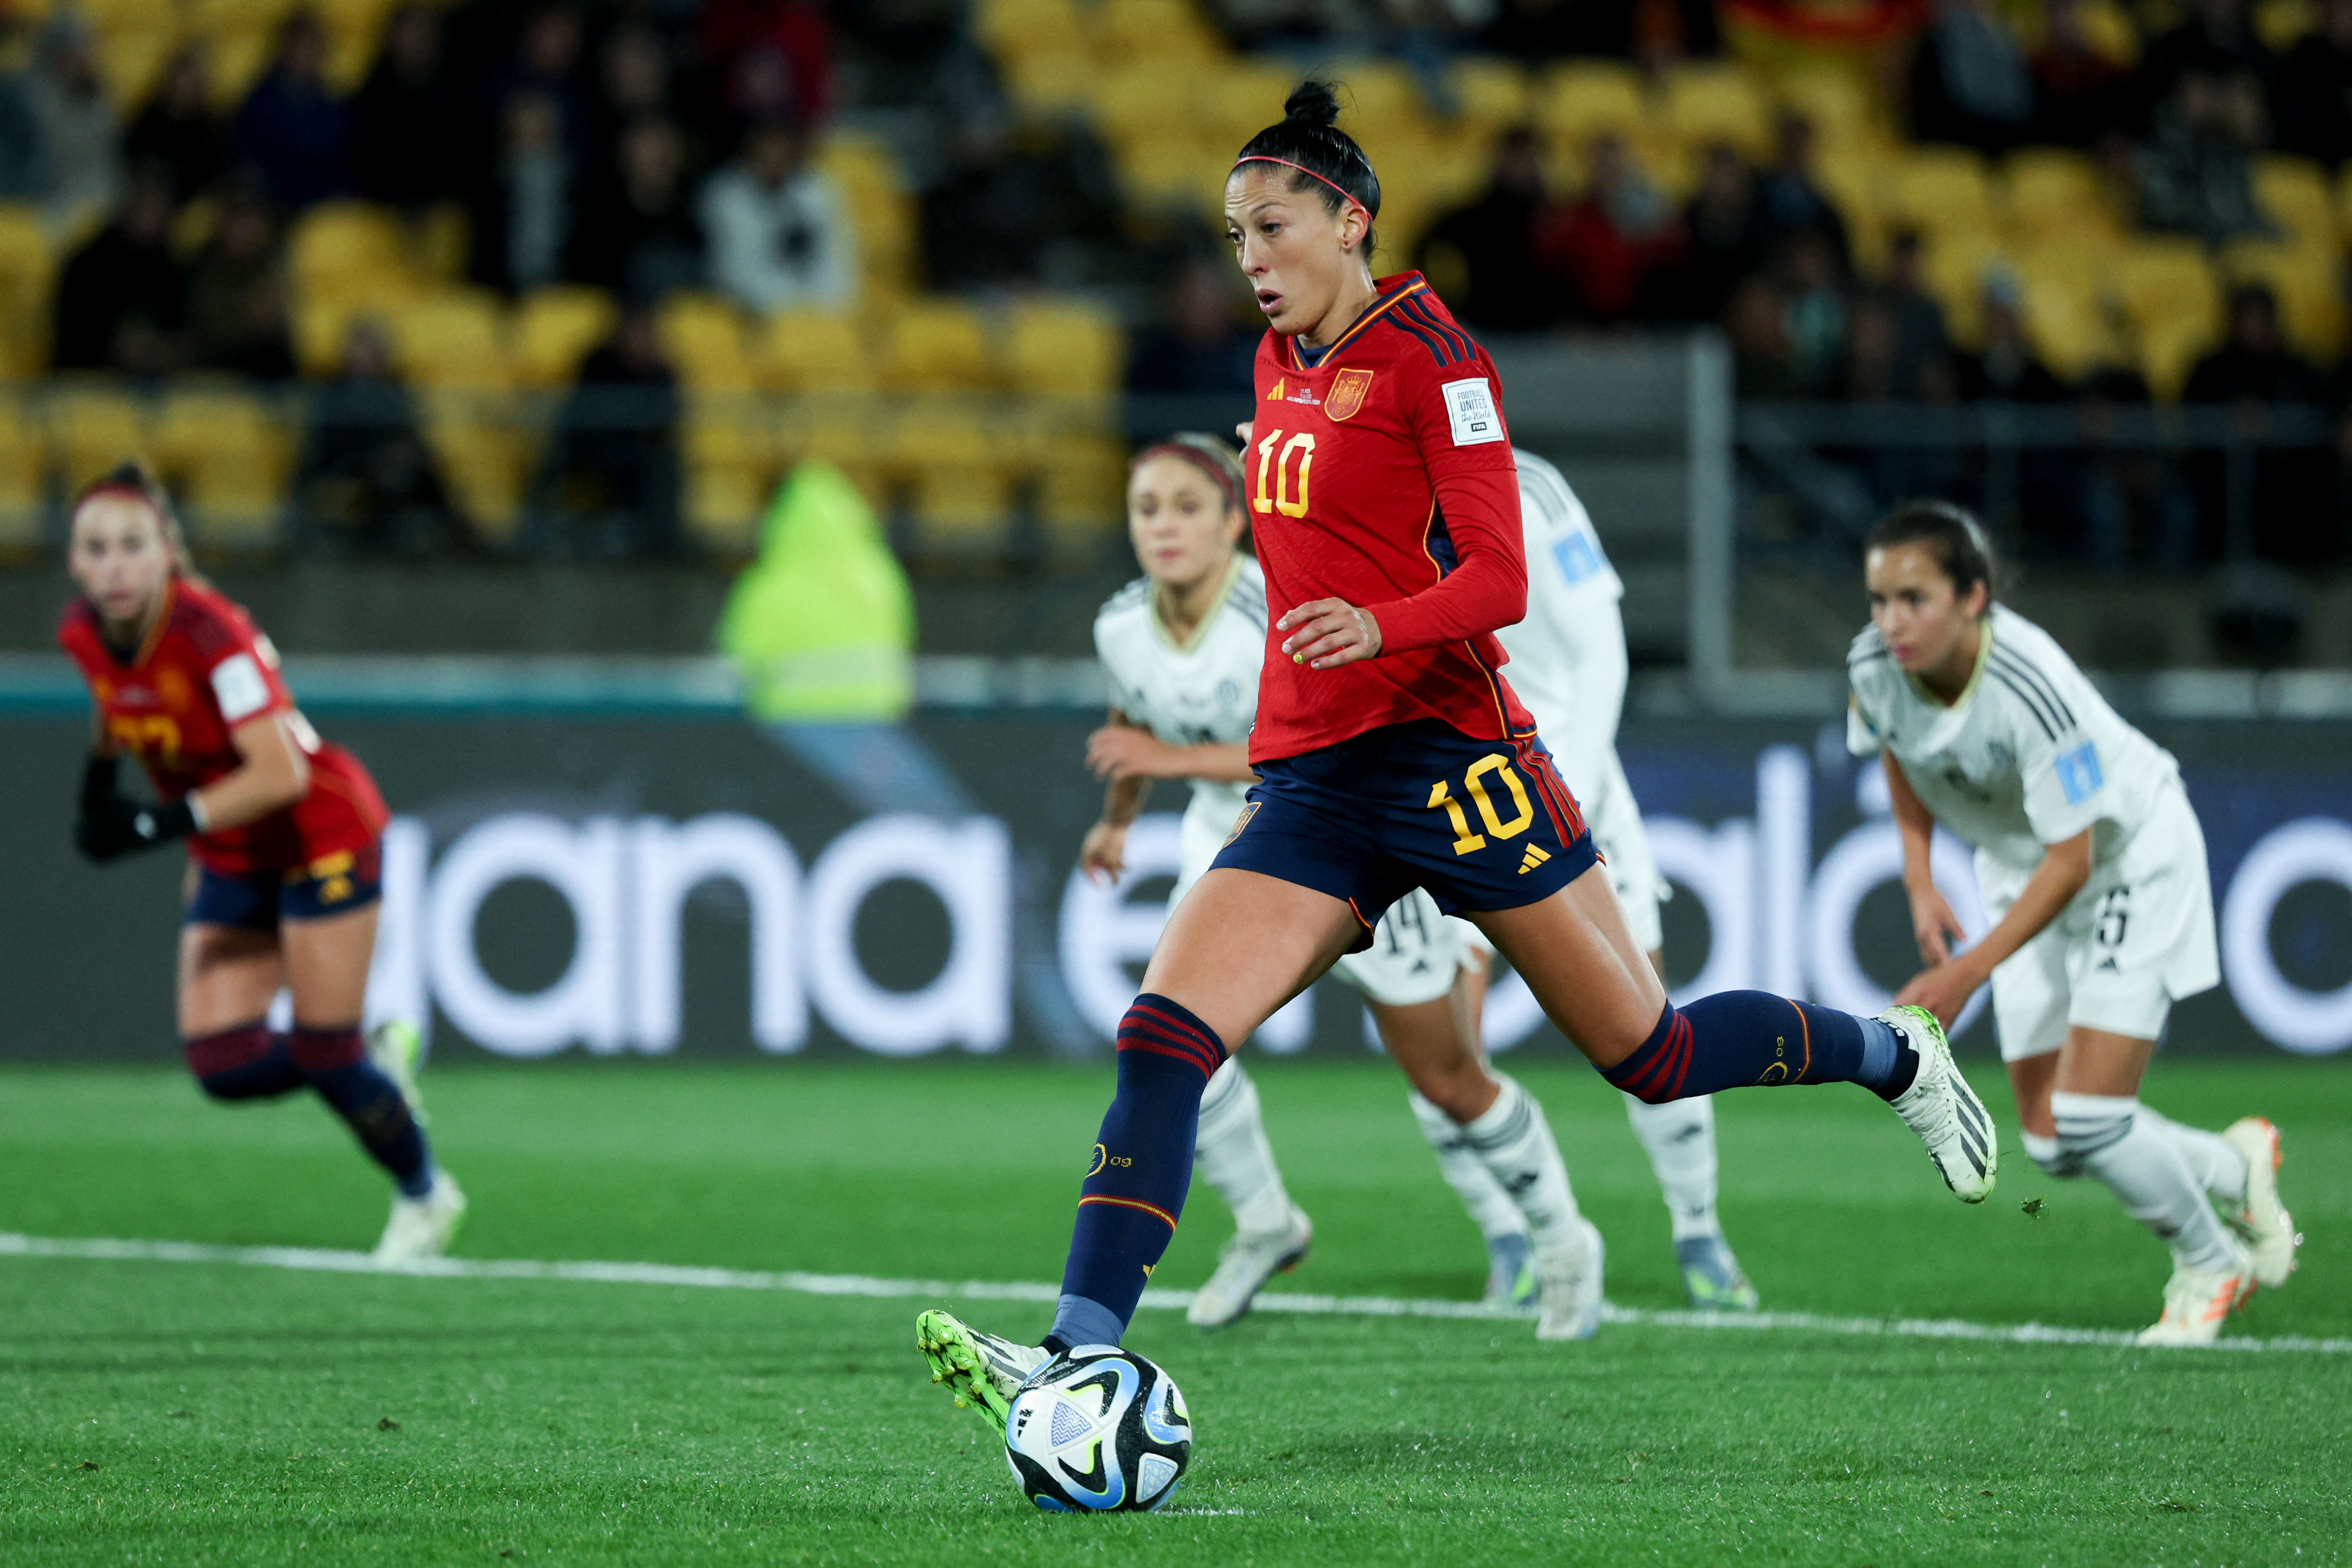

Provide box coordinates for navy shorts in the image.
[1210,719,1598,947]
[185,842,383,929]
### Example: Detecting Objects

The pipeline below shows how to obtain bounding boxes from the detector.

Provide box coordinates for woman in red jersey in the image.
[59,465,464,1261]
[917,84,1994,1434]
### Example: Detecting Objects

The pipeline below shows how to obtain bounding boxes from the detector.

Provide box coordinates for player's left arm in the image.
[1894,827,2092,1027]
[1086,723,1255,784]
[194,713,314,831]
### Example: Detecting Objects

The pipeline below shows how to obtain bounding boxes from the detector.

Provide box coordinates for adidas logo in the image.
[1266,378,1285,400]
[2097,956,2121,972]
[1518,844,1551,875]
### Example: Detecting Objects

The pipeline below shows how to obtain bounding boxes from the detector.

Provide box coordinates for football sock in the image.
[185,1021,303,1101]
[2020,1128,2081,1180]
[292,1025,435,1200]
[2051,1092,2238,1272]
[1622,1093,1722,1240]
[1601,996,1917,1103]
[1408,1089,1527,1244]
[1192,1060,1298,1236]
[1053,994,1227,1346]
[1456,1075,1583,1262]
[2135,1106,2249,1205]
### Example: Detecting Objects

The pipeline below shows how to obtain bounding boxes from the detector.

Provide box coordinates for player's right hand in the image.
[1079,821,1128,885]
[1903,877,1965,966]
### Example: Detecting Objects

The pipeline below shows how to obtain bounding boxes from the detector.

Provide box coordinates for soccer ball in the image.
[1003,1345,1192,1512]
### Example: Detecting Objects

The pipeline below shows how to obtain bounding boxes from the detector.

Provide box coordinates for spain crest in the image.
[1326,367,1375,421]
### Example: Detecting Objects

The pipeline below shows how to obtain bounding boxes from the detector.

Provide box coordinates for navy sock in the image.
[293,1026,435,1198]
[1602,994,1917,1102]
[1053,994,1227,1346]
[186,1022,303,1101]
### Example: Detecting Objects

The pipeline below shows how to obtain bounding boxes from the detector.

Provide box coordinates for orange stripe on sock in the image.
[1788,999,1812,1081]
[1078,1194,1177,1230]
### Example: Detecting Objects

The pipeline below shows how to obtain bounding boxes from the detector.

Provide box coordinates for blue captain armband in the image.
[2055,742,2103,804]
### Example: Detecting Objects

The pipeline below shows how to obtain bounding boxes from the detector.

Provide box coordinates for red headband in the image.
[1231,155,1372,217]
[1133,441,1243,514]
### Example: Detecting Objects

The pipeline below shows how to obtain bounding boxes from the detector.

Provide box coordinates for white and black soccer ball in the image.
[1003,1345,1192,1512]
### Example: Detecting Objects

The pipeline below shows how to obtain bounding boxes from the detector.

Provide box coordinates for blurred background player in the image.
[1079,433,1599,1338]
[1851,500,2299,1345]
[57,465,463,1262]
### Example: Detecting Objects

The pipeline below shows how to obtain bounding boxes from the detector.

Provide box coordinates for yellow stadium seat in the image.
[1087,63,1206,150]
[885,300,994,391]
[1538,61,1648,148]
[2255,0,2317,50]
[973,0,1082,52]
[288,203,412,299]
[1662,64,1773,161]
[1917,230,2007,349]
[656,294,757,392]
[2112,239,2222,399]
[2002,148,2112,238]
[1092,0,1225,64]
[513,286,620,388]
[1036,433,1128,563]
[419,395,528,542]
[1207,63,1306,149]
[760,311,874,392]
[1118,134,1226,223]
[153,384,295,548]
[0,205,56,377]
[1006,299,1122,396]
[2221,237,2344,357]
[813,134,917,300]
[890,396,1015,560]
[2253,156,2335,245]
[89,26,179,111]
[1886,148,1995,236]
[681,391,781,551]
[0,396,43,550]
[1450,58,1532,128]
[1000,45,1095,117]
[391,291,508,388]
[2011,254,2129,381]
[1331,63,1425,128]
[1775,69,1879,149]
[46,383,153,492]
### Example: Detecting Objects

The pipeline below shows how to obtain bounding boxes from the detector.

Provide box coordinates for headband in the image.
[1231,155,1374,218]
[1134,440,1243,515]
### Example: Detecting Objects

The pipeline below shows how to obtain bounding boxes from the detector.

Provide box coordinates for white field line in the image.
[3,1231,2346,1356]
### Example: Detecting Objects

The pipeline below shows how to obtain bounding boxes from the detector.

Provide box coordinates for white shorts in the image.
[1331,887,1474,1007]
[1585,747,1666,955]
[1978,781,2220,1061]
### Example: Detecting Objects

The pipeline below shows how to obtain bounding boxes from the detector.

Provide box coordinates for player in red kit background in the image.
[916,83,1999,1445]
[58,465,465,1261]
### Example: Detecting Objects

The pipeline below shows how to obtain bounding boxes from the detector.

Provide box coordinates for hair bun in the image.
[1282,79,1341,129]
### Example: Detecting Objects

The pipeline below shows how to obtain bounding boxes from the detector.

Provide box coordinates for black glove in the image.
[80,755,121,810]
[76,796,197,864]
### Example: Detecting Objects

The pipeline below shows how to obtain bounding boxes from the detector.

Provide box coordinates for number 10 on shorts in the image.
[1428,756,1535,855]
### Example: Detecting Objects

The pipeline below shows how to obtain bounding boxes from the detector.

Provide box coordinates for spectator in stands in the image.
[569,116,704,301]
[1662,143,1772,328]
[351,5,466,210]
[2075,362,2195,566]
[1907,0,2035,154]
[1481,0,1720,62]
[699,0,835,129]
[1756,111,1850,268]
[2184,283,2333,563]
[2136,70,2272,244]
[1126,259,1259,399]
[2272,0,2352,165]
[2028,0,2131,148]
[1776,228,1848,396]
[1837,294,1962,503]
[704,119,855,313]
[184,184,296,382]
[1873,228,1955,396]
[1725,275,1800,398]
[470,90,579,296]
[236,12,352,211]
[1533,134,1683,326]
[0,30,44,201]
[1413,126,1557,332]
[589,24,694,174]
[23,17,119,231]
[296,318,460,555]
[127,49,234,205]
[2135,0,2273,125]
[1957,273,2065,402]
[52,170,182,375]
[917,111,1119,294]
[536,304,681,556]
[481,3,591,160]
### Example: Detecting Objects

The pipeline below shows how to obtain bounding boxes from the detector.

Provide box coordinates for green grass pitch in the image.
[1,1053,2346,1566]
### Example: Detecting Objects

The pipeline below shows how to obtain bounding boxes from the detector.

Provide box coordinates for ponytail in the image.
[1232,79,1383,258]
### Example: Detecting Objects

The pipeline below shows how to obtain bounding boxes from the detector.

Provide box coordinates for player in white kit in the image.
[1082,434,1604,1341]
[1849,501,2300,1345]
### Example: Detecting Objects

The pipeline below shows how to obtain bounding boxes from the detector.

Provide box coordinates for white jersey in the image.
[1846,603,2180,874]
[1491,450,1626,801]
[1093,554,1267,845]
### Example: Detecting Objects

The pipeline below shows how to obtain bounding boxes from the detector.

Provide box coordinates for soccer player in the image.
[919,82,1990,1431]
[58,465,465,1261]
[1849,500,2298,1345]
[1080,434,1600,1338]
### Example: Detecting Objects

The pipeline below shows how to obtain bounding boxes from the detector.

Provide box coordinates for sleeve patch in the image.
[1551,531,1602,586]
[2055,742,2103,805]
[209,652,272,722]
[1440,377,1505,446]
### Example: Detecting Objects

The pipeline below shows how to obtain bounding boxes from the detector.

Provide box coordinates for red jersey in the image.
[1246,273,1534,762]
[57,577,389,876]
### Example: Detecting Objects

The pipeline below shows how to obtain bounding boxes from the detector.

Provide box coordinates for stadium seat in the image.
[682,391,781,551]
[1092,0,1225,64]
[760,311,875,392]
[2252,156,2335,246]
[419,392,528,542]
[0,396,43,551]
[2113,239,2223,398]
[513,287,620,389]
[2255,0,2318,50]
[1537,61,1648,149]
[1087,63,1205,151]
[46,382,153,492]
[0,205,56,377]
[1006,299,1123,397]
[656,294,758,392]
[1662,64,1774,162]
[2220,237,2344,358]
[1207,62,1307,149]
[1917,229,2008,349]
[891,395,1017,561]
[972,0,1083,54]
[1886,148,1995,237]
[813,134,918,302]
[1116,133,1226,224]
[84,7,179,110]
[1448,58,1532,129]
[2011,254,2129,382]
[1035,432,1128,564]
[884,301,995,391]
[391,291,509,388]
[997,44,1095,117]
[2001,149,2115,241]
[152,383,295,548]
[1774,68,1880,150]
[288,203,413,305]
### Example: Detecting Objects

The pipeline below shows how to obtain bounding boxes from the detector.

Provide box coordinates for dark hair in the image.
[1232,80,1382,258]
[72,462,205,585]
[1866,499,2001,606]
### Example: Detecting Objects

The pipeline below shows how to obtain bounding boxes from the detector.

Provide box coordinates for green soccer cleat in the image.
[1880,1004,1997,1203]
[1481,1233,1538,1311]
[367,1018,429,1126]
[1675,1232,1761,1312]
[915,1309,1049,1436]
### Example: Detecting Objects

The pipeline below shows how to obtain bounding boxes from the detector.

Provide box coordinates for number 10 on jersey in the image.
[1429,756,1535,855]
[1253,430,1314,518]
